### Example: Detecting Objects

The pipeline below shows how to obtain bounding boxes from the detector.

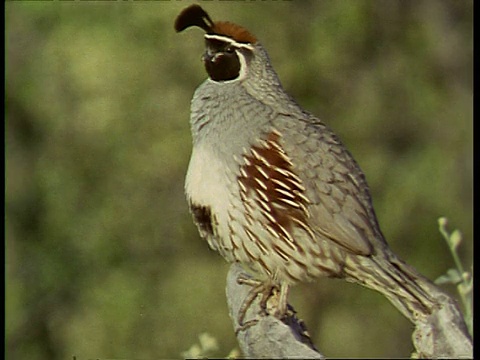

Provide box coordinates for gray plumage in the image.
[179,5,440,324]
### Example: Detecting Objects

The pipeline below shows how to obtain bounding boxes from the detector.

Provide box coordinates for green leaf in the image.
[437,217,448,229]
[457,275,473,295]
[434,268,462,285]
[448,229,463,250]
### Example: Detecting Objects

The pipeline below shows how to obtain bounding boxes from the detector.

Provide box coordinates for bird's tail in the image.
[344,251,442,323]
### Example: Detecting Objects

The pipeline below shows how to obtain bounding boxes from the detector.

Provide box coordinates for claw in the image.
[235,318,259,335]
[235,275,290,331]
[237,281,265,327]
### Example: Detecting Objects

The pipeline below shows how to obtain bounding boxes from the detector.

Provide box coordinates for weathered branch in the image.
[412,291,473,358]
[226,263,472,359]
[226,263,323,359]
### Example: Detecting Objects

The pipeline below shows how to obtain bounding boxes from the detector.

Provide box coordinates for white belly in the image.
[185,143,232,250]
[186,143,230,208]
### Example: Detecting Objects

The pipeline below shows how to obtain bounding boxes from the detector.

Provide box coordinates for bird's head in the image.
[175,5,259,83]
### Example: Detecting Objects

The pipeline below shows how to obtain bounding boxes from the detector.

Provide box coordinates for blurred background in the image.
[6,1,472,359]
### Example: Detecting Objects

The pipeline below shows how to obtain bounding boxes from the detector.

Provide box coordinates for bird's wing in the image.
[277,115,384,256]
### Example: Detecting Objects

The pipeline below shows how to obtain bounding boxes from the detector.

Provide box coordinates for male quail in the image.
[175,5,441,326]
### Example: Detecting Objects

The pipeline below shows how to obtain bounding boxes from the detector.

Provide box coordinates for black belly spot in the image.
[190,204,214,238]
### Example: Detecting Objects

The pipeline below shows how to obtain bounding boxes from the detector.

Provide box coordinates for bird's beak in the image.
[202,49,222,64]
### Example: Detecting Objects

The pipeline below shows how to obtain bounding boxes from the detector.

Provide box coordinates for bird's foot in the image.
[235,275,289,333]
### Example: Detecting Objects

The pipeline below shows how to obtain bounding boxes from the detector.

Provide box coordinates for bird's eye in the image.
[225,46,235,54]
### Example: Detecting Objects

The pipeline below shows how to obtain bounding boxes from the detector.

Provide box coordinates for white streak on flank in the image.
[278,197,301,209]
[239,167,248,178]
[272,166,293,178]
[295,190,311,204]
[238,179,247,193]
[250,147,261,159]
[271,178,291,191]
[277,223,297,251]
[261,207,277,223]
[275,187,296,199]
[257,199,271,212]
[256,188,269,203]
[255,164,269,179]
[254,177,268,190]
[265,223,281,239]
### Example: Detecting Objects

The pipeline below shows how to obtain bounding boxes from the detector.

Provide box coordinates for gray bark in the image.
[226,263,472,359]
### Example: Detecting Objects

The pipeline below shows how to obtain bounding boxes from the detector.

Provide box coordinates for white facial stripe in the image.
[236,51,248,81]
[204,34,255,51]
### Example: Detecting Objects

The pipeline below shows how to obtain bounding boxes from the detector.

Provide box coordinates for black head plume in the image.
[174,4,214,33]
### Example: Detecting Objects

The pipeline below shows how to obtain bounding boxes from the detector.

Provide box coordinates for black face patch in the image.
[203,38,241,81]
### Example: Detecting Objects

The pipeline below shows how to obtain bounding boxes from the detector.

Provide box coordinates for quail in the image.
[175,5,441,326]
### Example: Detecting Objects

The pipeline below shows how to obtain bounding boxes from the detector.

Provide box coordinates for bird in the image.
[175,4,441,327]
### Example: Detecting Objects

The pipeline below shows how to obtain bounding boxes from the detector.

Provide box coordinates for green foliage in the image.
[182,332,219,359]
[6,1,472,359]
[182,333,239,359]
[435,217,473,337]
